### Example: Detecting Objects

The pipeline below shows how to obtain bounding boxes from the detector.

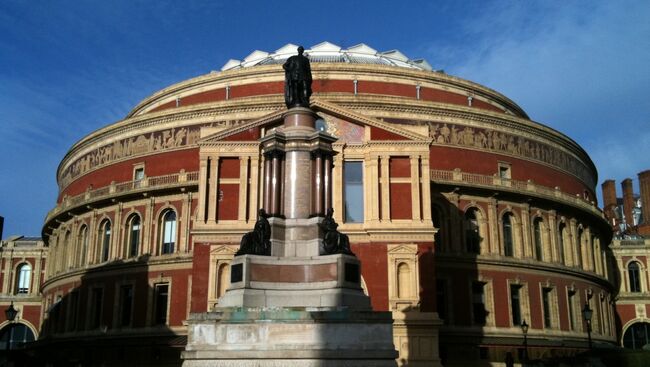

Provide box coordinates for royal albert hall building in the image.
[38,42,615,366]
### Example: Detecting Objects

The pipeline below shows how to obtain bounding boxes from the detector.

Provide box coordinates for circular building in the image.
[40,42,614,366]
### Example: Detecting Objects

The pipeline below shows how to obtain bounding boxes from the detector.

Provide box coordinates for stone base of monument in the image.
[217,254,370,309]
[182,308,398,367]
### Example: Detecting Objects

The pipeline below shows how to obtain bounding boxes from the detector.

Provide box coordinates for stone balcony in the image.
[430,168,605,220]
[44,170,199,232]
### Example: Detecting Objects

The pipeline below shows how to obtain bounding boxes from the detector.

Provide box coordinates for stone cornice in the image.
[126,63,527,119]
[436,253,615,292]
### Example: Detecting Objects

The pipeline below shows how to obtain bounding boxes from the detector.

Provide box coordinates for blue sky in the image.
[1,1,649,237]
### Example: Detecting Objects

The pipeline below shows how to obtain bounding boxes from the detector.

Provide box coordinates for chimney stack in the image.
[638,170,650,230]
[601,180,618,228]
[0,215,3,241]
[622,179,635,229]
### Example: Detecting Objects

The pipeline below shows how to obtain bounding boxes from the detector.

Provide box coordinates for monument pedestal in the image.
[182,308,397,367]
[184,63,397,366]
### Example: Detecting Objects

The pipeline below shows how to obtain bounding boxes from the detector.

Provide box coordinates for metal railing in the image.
[430,169,604,219]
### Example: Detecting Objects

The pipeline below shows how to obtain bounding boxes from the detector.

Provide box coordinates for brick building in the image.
[602,170,650,350]
[0,235,47,358]
[35,42,615,366]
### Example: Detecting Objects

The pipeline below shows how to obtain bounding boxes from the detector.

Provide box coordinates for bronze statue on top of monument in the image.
[283,46,312,108]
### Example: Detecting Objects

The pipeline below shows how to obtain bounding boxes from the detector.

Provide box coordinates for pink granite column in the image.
[271,152,282,216]
[263,155,272,214]
[313,152,323,216]
[323,155,332,214]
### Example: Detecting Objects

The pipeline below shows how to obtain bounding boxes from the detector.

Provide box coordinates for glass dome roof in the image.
[221,42,434,71]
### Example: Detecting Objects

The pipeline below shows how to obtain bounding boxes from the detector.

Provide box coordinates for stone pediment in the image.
[198,99,431,144]
[387,244,418,254]
[209,245,237,255]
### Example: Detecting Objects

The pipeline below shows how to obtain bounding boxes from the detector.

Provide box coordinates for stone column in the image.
[569,219,577,267]
[263,154,272,213]
[521,204,531,258]
[312,152,324,216]
[323,155,332,214]
[487,198,499,255]
[548,210,558,262]
[421,156,432,222]
[197,157,209,223]
[282,109,315,219]
[207,157,219,223]
[410,155,421,221]
[380,155,391,222]
[271,152,283,217]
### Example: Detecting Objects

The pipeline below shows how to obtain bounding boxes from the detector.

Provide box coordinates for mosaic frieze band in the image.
[58,120,249,189]
[423,121,594,187]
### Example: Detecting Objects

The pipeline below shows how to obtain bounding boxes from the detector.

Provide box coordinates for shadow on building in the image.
[26,255,181,367]
[430,190,487,366]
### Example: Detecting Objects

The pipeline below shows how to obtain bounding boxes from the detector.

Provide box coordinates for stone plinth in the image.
[216,253,370,310]
[182,308,398,367]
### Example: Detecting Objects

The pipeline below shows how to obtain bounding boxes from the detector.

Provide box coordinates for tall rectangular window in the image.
[510,284,521,326]
[154,283,169,326]
[134,166,145,188]
[90,288,103,329]
[542,288,552,328]
[472,282,487,325]
[120,285,134,327]
[567,290,576,331]
[344,161,364,223]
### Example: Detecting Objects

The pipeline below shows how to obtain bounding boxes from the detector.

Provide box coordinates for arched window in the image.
[161,210,177,254]
[465,209,481,254]
[0,323,36,350]
[558,223,566,264]
[15,263,31,294]
[533,218,543,261]
[99,220,111,262]
[78,225,88,267]
[503,213,514,257]
[127,214,141,258]
[623,322,650,349]
[628,262,642,293]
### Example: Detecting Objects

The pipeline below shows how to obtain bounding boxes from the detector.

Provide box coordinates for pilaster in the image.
[410,156,421,221]
[521,204,531,258]
[238,156,250,222]
[380,155,391,222]
[197,156,209,223]
[207,156,219,223]
[547,210,558,262]
[487,197,499,255]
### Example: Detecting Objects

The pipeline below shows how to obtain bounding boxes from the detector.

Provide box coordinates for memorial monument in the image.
[182,46,398,366]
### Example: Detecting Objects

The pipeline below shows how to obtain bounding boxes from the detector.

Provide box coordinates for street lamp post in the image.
[521,319,529,362]
[4,302,18,366]
[582,302,593,350]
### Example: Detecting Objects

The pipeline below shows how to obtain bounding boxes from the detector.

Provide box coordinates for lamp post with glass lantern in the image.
[521,320,529,362]
[582,302,593,350]
[4,302,18,365]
